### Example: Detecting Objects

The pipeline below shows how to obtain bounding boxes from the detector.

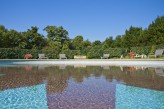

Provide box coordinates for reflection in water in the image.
[24,65,33,71]
[155,68,164,76]
[101,65,110,70]
[48,77,116,109]
[0,65,164,109]
[59,65,66,69]
[74,64,86,68]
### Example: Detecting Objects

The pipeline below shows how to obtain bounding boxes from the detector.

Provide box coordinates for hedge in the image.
[0,44,163,59]
[103,48,126,58]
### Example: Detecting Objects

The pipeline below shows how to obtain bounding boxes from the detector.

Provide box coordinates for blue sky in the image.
[0,0,164,42]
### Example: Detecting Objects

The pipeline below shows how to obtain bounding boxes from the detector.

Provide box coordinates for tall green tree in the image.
[80,39,91,55]
[145,16,164,45]
[72,35,84,50]
[0,25,23,48]
[82,39,91,48]
[112,35,122,47]
[62,40,70,51]
[92,40,101,47]
[122,26,142,48]
[5,30,22,48]
[0,25,8,47]
[22,26,46,49]
[44,26,68,45]
[102,36,113,49]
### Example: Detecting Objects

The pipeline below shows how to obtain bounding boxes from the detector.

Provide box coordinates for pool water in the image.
[0,84,47,109]
[0,64,164,109]
[116,84,164,109]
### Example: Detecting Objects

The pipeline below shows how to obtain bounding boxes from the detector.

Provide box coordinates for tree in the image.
[122,26,142,48]
[72,35,84,50]
[0,25,23,48]
[5,30,22,48]
[80,39,91,55]
[112,35,122,48]
[92,40,101,47]
[0,25,8,47]
[102,36,113,49]
[22,26,46,49]
[62,40,70,51]
[140,29,150,46]
[1,15,164,52]
[47,41,62,51]
[146,16,164,45]
[44,26,68,45]
[82,39,91,48]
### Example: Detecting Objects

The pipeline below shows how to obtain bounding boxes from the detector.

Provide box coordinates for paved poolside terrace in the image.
[2,59,164,67]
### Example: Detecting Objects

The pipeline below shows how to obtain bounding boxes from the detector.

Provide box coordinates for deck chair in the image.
[38,54,48,59]
[59,54,67,59]
[101,54,110,59]
[148,49,164,58]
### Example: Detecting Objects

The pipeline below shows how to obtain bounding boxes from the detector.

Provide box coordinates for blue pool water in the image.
[0,84,48,109]
[0,60,14,66]
[116,84,164,109]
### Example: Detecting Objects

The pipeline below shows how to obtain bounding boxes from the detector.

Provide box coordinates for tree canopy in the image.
[0,16,164,52]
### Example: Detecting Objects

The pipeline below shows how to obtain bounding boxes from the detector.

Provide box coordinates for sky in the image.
[0,0,164,42]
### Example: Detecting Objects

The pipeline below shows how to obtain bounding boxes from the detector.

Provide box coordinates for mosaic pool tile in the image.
[116,84,164,109]
[0,84,48,109]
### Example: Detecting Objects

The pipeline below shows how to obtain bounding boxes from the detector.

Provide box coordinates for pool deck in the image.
[1,59,164,67]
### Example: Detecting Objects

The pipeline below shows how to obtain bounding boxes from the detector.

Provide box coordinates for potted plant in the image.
[24,54,32,59]
[128,51,135,59]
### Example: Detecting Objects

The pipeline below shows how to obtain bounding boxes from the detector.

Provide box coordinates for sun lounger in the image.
[148,49,164,58]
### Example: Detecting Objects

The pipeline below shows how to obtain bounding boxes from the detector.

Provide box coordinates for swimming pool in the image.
[0,60,164,109]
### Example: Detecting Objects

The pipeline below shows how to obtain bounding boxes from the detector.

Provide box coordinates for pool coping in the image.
[1,59,164,67]
[0,58,164,60]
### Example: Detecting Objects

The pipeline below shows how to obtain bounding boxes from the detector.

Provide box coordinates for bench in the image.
[59,54,67,59]
[38,54,48,59]
[74,55,86,59]
[101,54,110,59]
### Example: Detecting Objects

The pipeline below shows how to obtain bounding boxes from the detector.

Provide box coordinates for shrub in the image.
[61,50,80,59]
[87,46,103,59]
[149,45,155,55]
[130,46,150,55]
[103,48,126,58]
[0,44,163,59]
